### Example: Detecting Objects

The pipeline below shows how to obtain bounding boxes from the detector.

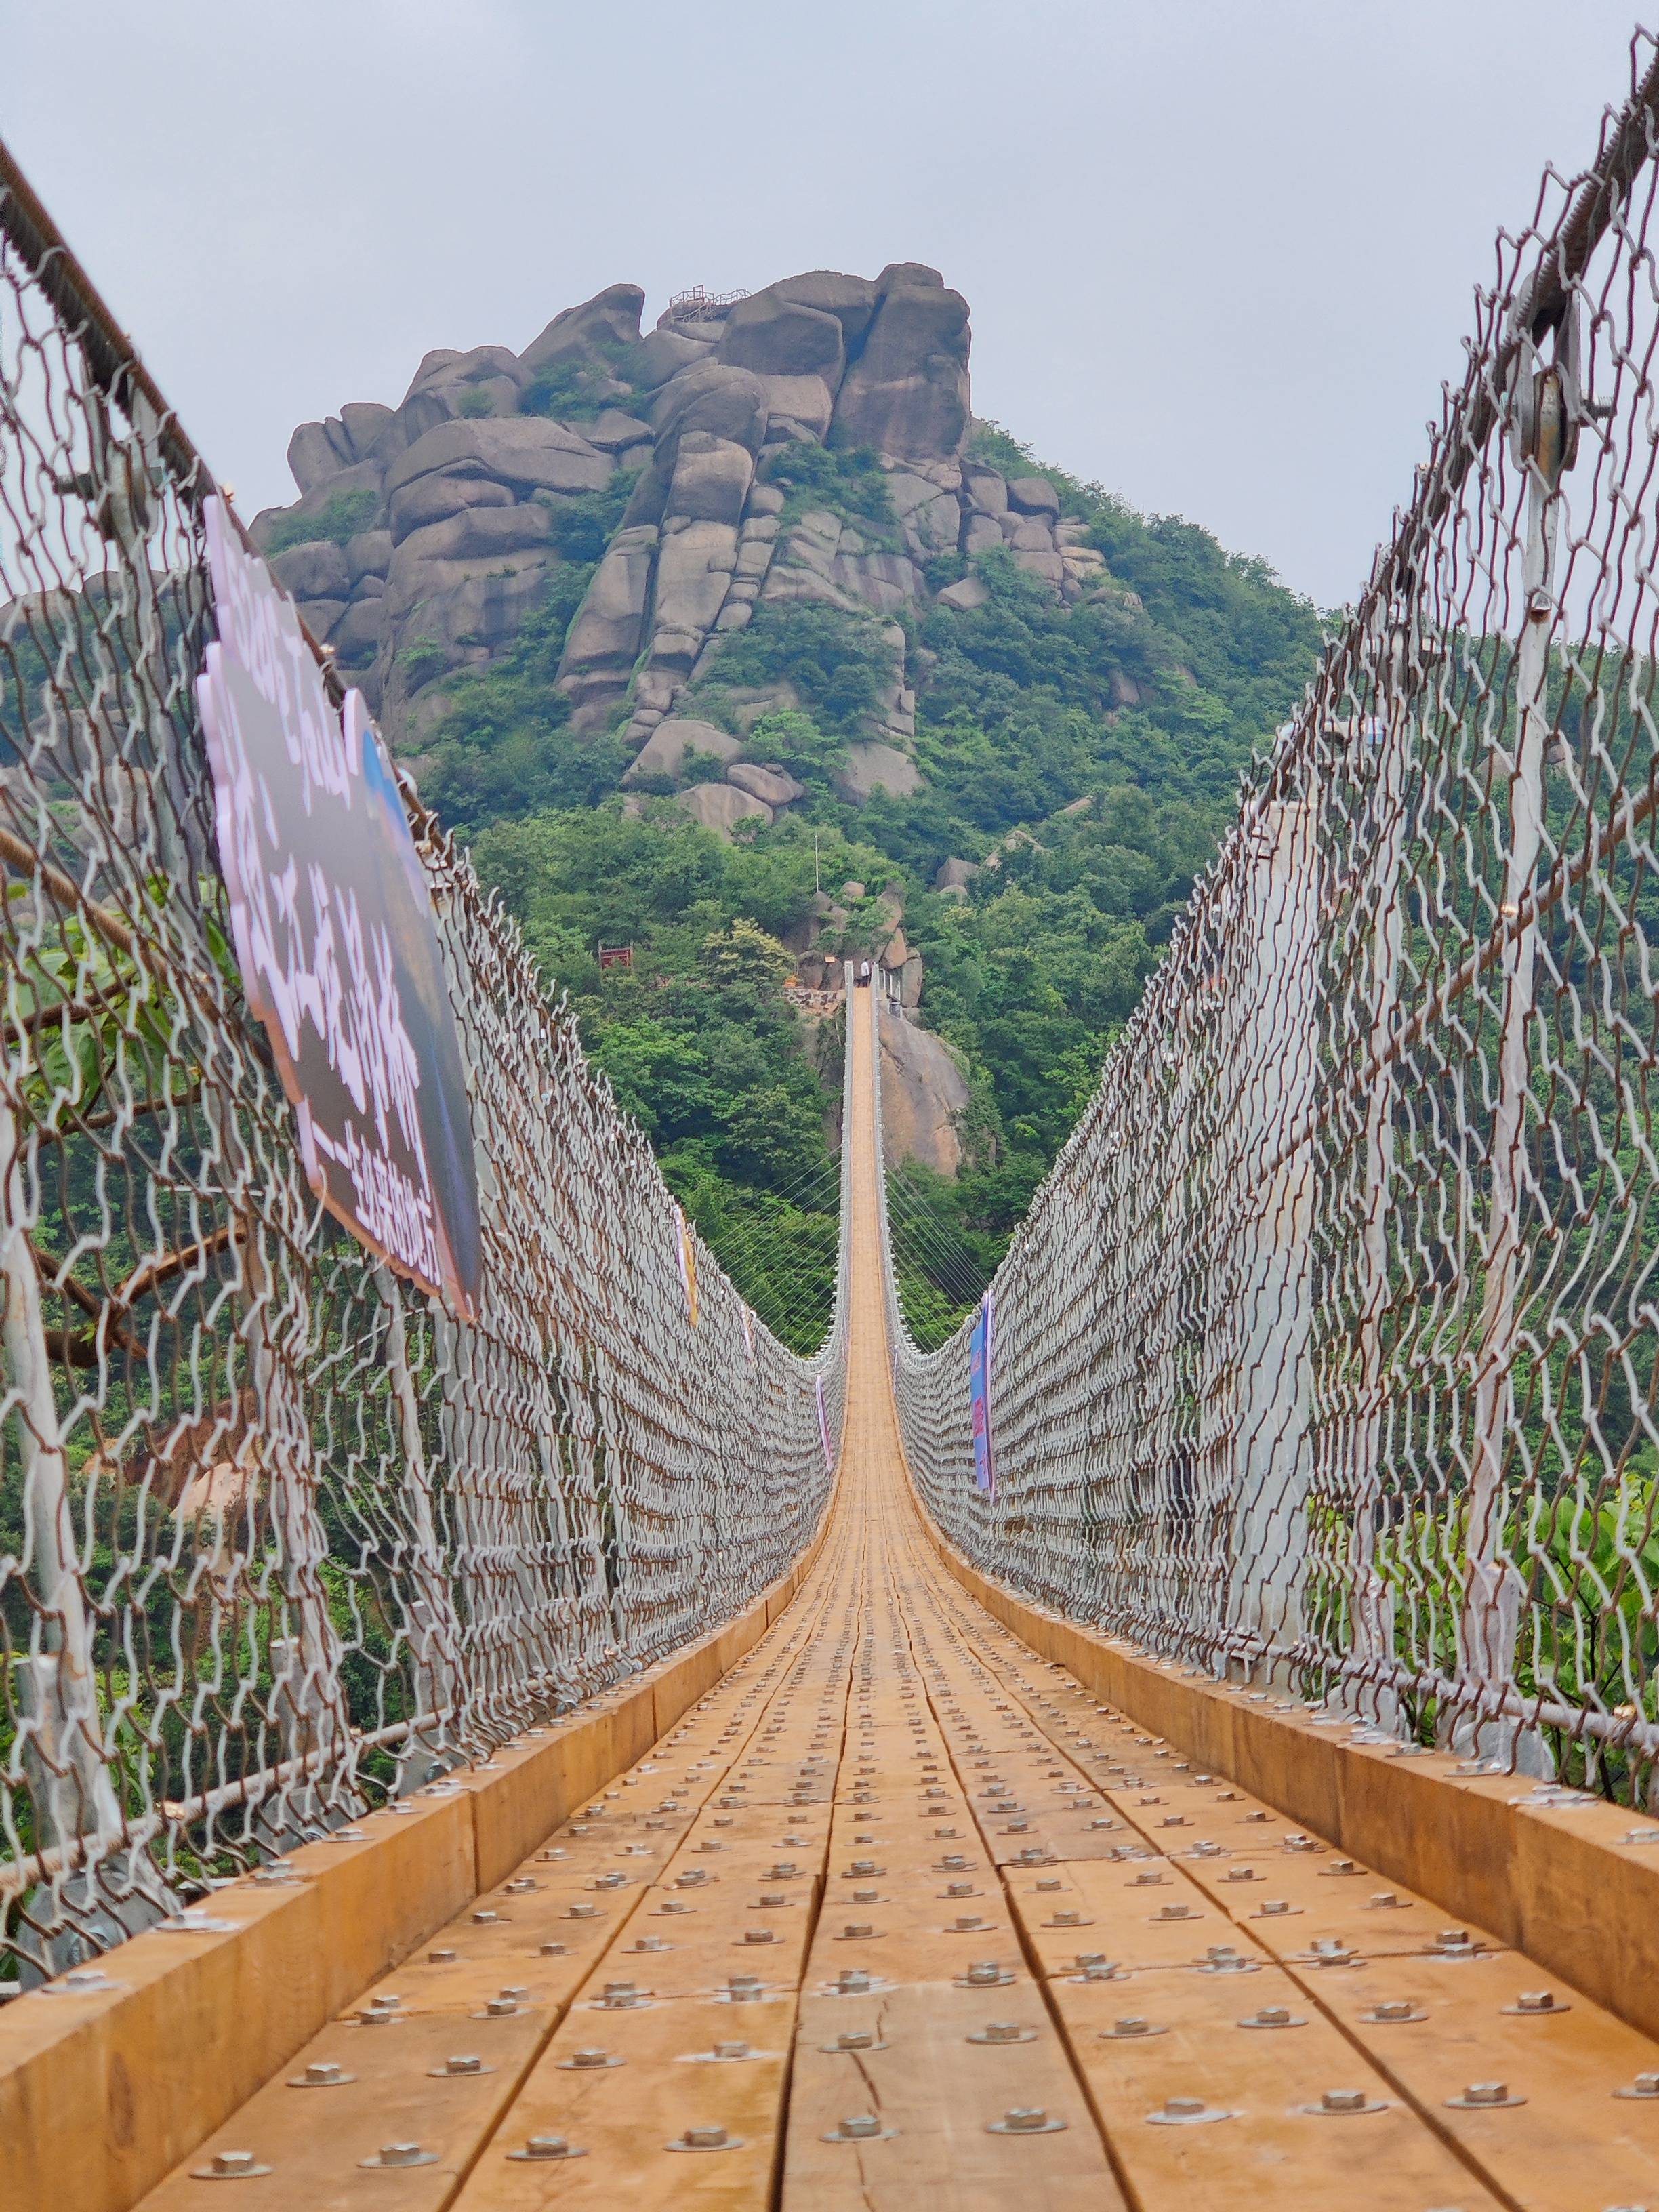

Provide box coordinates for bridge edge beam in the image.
[913,1500,1659,2044]
[0,1503,832,2212]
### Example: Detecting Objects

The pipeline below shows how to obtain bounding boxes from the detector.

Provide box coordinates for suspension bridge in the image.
[7,31,1659,2212]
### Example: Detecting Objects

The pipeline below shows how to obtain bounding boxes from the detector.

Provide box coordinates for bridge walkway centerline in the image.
[131,991,1659,2210]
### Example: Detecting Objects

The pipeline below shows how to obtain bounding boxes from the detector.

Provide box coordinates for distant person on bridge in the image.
[857,959,872,987]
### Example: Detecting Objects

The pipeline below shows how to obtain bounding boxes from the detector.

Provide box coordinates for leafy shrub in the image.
[541,470,639,563]
[759,440,896,535]
[264,487,380,555]
[966,418,1038,477]
[400,634,448,688]
[456,386,495,418]
[744,708,846,784]
[680,745,731,785]
[521,340,647,424]
[522,359,607,421]
[419,562,627,830]
[695,602,897,735]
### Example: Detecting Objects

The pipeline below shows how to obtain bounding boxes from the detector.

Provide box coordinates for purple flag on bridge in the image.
[969,1290,995,1496]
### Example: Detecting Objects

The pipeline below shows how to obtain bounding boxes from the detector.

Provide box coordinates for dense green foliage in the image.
[521,340,651,424]
[473,811,868,1345]
[758,439,899,539]
[420,476,640,829]
[693,600,899,739]
[264,487,379,554]
[424,419,1322,1345]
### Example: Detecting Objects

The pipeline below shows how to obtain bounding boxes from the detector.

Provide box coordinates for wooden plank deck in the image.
[135,993,1659,2211]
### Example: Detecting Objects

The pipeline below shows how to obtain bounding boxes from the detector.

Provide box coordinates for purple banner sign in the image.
[198,498,481,1317]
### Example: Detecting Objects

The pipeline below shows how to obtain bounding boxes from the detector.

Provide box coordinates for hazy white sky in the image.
[1,2,1645,607]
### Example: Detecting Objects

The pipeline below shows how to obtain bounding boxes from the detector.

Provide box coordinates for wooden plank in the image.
[785,1984,1124,2211]
[917,1490,1659,2038]
[138,2007,556,2210]
[1307,1950,1659,2211]
[83,964,1659,2212]
[1049,1966,1500,2209]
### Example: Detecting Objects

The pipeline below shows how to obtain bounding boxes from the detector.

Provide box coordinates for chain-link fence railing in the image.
[887,32,1659,1803]
[0,145,845,1982]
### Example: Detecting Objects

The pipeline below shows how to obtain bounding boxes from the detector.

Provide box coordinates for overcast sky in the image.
[2,2,1645,608]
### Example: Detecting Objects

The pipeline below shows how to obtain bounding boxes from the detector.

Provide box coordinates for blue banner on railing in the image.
[968,1291,995,1496]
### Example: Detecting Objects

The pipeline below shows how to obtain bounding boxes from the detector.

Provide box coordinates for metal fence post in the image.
[1226,799,1319,1677]
[1343,640,1414,1726]
[372,1263,462,1784]
[1456,340,1565,1772]
[0,1092,156,1975]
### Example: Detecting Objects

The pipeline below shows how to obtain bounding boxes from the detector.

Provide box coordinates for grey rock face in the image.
[407,343,524,396]
[831,282,970,461]
[623,716,743,785]
[834,741,924,804]
[726,762,804,806]
[753,373,834,443]
[933,856,981,890]
[287,422,346,496]
[345,529,394,584]
[1006,474,1059,516]
[519,283,646,376]
[270,539,350,600]
[387,472,515,544]
[386,417,610,501]
[876,262,944,293]
[382,550,551,662]
[340,401,398,463]
[878,1015,969,1174]
[935,575,990,612]
[401,345,525,423]
[298,598,350,642]
[772,270,879,349]
[253,458,384,551]
[394,388,453,449]
[382,521,525,615]
[630,327,710,390]
[832,548,924,616]
[559,529,657,691]
[586,409,654,452]
[270,257,1017,754]
[331,598,386,663]
[677,781,770,838]
[649,361,771,455]
[670,434,755,525]
[718,287,846,383]
[653,518,739,635]
[963,465,1008,514]
[395,504,553,568]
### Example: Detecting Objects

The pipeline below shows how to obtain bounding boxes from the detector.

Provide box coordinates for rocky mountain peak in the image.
[253,265,1111,840]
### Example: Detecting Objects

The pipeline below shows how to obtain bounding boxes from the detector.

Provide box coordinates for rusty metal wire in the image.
[0,157,844,1980]
[887,32,1659,1803]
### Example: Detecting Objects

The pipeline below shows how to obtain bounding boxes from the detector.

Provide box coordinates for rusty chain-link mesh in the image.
[0,157,845,1980]
[887,33,1659,1804]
